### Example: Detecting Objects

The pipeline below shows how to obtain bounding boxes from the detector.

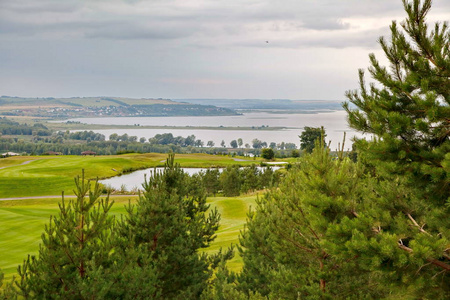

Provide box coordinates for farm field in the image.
[0,193,256,280]
[0,153,263,198]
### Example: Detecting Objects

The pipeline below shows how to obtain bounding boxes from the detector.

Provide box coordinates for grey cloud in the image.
[85,22,195,40]
[0,0,80,13]
[0,0,404,42]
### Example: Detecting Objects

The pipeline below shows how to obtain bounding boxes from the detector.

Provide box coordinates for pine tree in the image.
[0,270,16,299]
[238,142,384,299]
[15,171,116,299]
[117,153,229,299]
[220,166,241,197]
[343,0,449,297]
[344,0,449,201]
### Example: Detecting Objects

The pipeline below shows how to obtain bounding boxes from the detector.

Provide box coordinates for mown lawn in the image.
[0,194,257,280]
[0,153,262,198]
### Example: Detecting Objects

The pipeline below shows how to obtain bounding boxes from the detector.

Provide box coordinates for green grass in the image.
[0,196,137,279]
[0,194,256,279]
[204,195,257,271]
[0,153,261,198]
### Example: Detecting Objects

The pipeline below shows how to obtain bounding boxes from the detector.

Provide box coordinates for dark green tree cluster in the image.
[237,142,386,298]
[56,130,106,141]
[0,118,51,136]
[231,1,449,298]
[260,148,274,160]
[148,133,197,147]
[115,154,231,299]
[299,126,326,153]
[198,165,280,197]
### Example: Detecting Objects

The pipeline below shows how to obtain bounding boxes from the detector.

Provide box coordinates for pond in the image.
[99,166,282,191]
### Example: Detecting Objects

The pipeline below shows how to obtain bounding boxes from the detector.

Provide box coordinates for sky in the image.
[1,0,449,100]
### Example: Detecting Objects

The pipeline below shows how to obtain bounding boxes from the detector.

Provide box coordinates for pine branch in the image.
[406,213,431,236]
[398,241,450,271]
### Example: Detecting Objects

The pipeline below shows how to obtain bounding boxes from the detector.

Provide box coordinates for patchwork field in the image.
[0,194,256,280]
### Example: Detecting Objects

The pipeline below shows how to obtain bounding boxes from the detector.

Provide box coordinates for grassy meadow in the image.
[0,153,263,198]
[0,193,256,280]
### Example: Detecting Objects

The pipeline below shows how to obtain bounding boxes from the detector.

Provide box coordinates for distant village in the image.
[2,104,238,118]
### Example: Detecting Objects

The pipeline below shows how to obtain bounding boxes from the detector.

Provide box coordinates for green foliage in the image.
[201,260,265,300]
[344,0,449,202]
[15,171,115,299]
[260,148,274,160]
[201,168,221,196]
[0,269,16,300]
[116,153,230,298]
[341,0,450,297]
[238,144,384,299]
[299,126,326,153]
[220,166,241,197]
[0,118,50,136]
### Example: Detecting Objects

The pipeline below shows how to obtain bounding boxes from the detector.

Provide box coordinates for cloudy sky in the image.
[1,0,449,100]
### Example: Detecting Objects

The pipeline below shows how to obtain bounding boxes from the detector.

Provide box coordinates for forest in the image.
[0,0,449,299]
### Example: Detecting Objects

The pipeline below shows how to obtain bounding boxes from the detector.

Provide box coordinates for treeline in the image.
[0,131,301,157]
[0,138,227,156]
[197,165,280,197]
[0,118,51,136]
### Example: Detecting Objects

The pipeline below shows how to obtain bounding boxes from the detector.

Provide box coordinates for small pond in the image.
[99,166,282,191]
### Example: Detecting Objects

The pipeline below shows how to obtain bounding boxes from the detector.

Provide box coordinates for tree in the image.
[220,166,241,197]
[118,133,129,142]
[299,126,326,153]
[220,140,226,148]
[109,133,119,141]
[184,135,196,147]
[201,168,221,196]
[237,138,243,148]
[195,139,204,147]
[240,165,259,193]
[238,144,383,299]
[251,139,263,149]
[16,171,116,299]
[343,0,449,296]
[230,140,238,149]
[139,137,146,143]
[0,269,16,299]
[117,153,230,298]
[207,140,215,147]
[261,148,274,160]
[290,149,300,158]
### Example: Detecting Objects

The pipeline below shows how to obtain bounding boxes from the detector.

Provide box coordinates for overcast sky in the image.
[0,0,449,100]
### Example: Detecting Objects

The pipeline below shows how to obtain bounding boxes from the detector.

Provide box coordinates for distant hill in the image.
[175,99,344,111]
[0,96,239,118]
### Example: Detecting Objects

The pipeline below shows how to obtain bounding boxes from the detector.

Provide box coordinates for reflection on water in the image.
[100,166,281,191]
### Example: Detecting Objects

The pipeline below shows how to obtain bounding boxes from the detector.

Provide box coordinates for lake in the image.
[68,110,363,150]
